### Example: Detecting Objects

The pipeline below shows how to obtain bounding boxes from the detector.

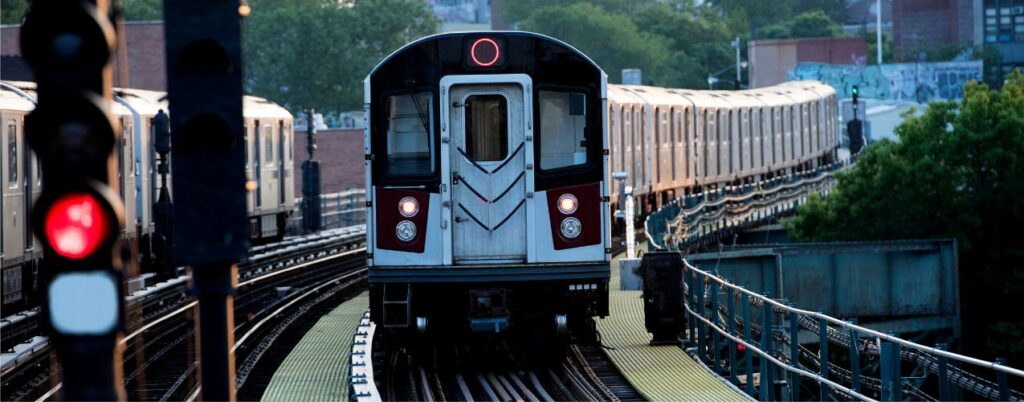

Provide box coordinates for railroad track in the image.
[1,226,367,401]
[376,341,643,402]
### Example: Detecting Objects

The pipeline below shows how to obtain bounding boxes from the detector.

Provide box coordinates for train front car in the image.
[365,32,610,344]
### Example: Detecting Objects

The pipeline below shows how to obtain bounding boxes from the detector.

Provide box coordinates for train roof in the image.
[608,80,835,109]
[1,80,292,120]
[0,81,36,112]
[366,31,604,82]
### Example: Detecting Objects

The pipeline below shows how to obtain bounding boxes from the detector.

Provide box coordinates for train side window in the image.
[464,94,508,162]
[243,123,249,166]
[386,92,434,175]
[264,126,273,165]
[123,120,134,175]
[539,91,586,170]
[7,122,16,188]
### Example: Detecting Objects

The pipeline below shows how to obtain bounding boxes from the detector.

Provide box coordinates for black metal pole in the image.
[191,263,238,401]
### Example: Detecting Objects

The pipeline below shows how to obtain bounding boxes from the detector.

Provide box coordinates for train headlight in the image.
[396,220,417,242]
[557,194,578,215]
[560,217,582,239]
[398,196,419,217]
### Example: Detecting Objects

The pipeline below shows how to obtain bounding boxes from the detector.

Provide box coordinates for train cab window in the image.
[386,92,434,175]
[7,122,16,188]
[539,91,587,170]
[464,94,508,162]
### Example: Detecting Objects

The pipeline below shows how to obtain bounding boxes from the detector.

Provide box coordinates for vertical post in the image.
[696,278,707,363]
[850,323,861,393]
[880,338,901,401]
[164,0,248,399]
[21,0,127,399]
[936,344,950,401]
[760,297,773,401]
[743,294,755,397]
[687,269,697,347]
[818,316,829,401]
[876,0,883,65]
[996,358,1009,401]
[727,290,738,386]
[711,282,721,374]
[734,36,742,89]
[301,110,322,233]
[789,310,800,402]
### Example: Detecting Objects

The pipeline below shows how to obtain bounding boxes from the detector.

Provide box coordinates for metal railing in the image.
[645,160,851,251]
[680,255,1024,401]
[288,189,366,235]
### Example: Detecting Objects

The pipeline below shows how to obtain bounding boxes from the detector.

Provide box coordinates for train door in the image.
[253,122,262,209]
[278,121,286,205]
[447,83,528,263]
[3,117,23,261]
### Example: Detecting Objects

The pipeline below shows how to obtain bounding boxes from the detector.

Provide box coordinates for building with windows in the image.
[982,0,1024,80]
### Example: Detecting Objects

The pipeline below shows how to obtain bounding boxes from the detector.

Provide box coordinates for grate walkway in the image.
[596,251,749,402]
[261,292,369,402]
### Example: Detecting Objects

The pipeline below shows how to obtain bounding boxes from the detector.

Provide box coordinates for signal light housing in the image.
[44,193,111,259]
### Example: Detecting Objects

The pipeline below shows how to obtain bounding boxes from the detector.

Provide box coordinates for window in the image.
[123,120,134,175]
[386,92,434,176]
[464,94,508,162]
[264,126,273,164]
[8,123,17,188]
[539,90,587,170]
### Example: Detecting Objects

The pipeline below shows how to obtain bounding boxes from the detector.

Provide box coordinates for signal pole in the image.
[302,110,322,233]
[20,0,127,399]
[164,1,249,400]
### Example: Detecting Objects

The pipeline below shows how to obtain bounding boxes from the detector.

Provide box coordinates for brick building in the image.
[292,129,365,195]
[891,0,980,60]
[1,21,166,90]
[748,37,869,88]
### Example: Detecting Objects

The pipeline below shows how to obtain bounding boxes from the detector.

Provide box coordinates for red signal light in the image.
[44,193,110,259]
[737,343,746,351]
[470,37,501,67]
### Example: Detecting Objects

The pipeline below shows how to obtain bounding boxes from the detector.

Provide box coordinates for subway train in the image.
[0,81,296,312]
[364,31,840,344]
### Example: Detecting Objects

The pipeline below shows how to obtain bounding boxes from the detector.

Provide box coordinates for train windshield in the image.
[538,90,587,170]
[386,92,434,175]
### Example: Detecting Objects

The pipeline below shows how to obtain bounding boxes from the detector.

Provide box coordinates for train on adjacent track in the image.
[0,81,296,312]
[365,31,840,343]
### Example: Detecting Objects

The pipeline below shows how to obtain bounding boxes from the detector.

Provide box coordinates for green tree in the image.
[1,0,29,24]
[243,0,438,114]
[758,10,841,40]
[630,1,735,88]
[707,0,846,38]
[519,3,669,85]
[122,0,161,21]
[785,71,1024,361]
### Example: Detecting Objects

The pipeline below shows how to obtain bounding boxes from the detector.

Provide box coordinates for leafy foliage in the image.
[1,0,29,24]
[705,0,846,38]
[785,71,1024,361]
[243,0,438,114]
[759,10,841,40]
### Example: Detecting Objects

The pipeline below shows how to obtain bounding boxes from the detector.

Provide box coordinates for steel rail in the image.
[35,247,367,402]
[683,258,1024,378]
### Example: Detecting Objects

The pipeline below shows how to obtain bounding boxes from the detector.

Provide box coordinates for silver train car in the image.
[607,80,839,216]
[0,81,296,310]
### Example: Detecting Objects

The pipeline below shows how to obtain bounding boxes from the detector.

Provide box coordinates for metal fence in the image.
[645,160,850,251]
[287,189,366,235]
[680,255,1024,401]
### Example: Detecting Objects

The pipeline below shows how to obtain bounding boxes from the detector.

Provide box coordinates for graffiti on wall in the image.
[788,61,983,102]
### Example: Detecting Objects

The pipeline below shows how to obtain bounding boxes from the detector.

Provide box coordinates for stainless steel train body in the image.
[365,32,611,339]
[0,81,295,311]
[607,81,839,215]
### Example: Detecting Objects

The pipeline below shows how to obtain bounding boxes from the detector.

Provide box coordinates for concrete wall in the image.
[749,37,868,88]
[292,128,365,196]
[789,60,983,101]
